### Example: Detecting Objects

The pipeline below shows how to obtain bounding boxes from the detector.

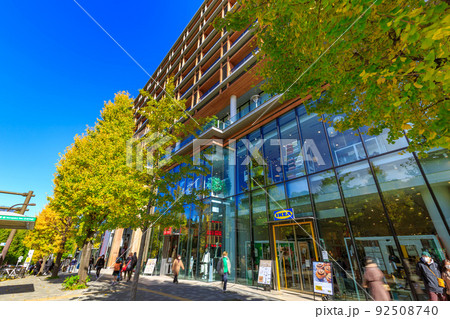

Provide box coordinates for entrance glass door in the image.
[274,221,318,292]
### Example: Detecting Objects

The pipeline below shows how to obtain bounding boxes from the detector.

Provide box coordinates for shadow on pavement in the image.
[0,284,35,295]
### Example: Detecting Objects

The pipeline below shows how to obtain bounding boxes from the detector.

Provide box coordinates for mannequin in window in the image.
[201,248,210,279]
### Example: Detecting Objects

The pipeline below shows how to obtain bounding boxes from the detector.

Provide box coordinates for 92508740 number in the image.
[375,306,438,316]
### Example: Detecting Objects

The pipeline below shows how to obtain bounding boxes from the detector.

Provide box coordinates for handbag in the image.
[427,265,446,288]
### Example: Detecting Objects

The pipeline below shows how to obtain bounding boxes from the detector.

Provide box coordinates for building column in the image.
[230,95,237,123]
[107,228,124,267]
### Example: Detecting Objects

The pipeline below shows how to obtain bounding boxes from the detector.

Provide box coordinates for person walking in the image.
[416,251,447,301]
[95,255,105,279]
[69,258,77,273]
[217,251,231,293]
[362,257,391,301]
[34,259,43,276]
[125,253,134,282]
[172,255,185,284]
[112,258,123,285]
[442,259,450,300]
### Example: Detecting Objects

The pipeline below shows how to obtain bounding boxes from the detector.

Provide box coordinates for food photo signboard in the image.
[313,261,333,295]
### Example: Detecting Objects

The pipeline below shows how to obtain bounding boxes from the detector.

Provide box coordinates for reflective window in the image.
[371,153,449,300]
[297,106,333,174]
[267,183,287,220]
[279,110,306,180]
[309,170,364,300]
[325,119,365,166]
[286,177,313,218]
[248,130,266,189]
[360,126,409,157]
[262,120,284,185]
[236,193,253,285]
[236,140,250,193]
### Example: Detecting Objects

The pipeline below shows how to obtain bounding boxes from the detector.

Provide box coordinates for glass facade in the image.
[144,103,450,301]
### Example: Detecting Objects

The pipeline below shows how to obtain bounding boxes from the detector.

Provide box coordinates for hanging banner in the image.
[313,262,333,295]
[257,260,272,285]
[143,258,157,275]
[23,250,35,268]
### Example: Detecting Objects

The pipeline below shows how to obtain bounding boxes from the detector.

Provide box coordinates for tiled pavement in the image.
[0,270,311,301]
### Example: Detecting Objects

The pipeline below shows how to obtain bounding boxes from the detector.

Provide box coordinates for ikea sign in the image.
[274,208,294,220]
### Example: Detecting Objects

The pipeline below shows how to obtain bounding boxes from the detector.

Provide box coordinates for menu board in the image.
[313,262,333,295]
[257,260,272,285]
[143,259,157,275]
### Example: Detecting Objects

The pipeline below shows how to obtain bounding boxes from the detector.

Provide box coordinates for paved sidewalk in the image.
[0,271,311,301]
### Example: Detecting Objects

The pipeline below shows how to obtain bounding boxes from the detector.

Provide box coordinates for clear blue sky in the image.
[0,0,202,217]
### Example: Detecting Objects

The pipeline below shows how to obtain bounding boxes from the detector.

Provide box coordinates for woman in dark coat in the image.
[363,257,391,301]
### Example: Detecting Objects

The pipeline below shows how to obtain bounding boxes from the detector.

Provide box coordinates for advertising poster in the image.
[313,261,333,295]
[257,260,272,285]
[143,259,157,275]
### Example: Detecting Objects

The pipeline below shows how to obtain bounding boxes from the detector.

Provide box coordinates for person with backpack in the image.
[416,251,447,301]
[217,251,231,292]
[95,255,105,279]
[112,258,123,285]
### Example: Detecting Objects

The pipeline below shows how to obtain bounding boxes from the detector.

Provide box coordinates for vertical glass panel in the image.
[236,140,249,193]
[360,126,409,157]
[222,196,236,282]
[236,193,253,285]
[223,145,236,197]
[297,106,333,174]
[309,170,364,300]
[337,161,411,300]
[251,188,269,283]
[268,183,287,220]
[248,130,266,189]
[209,199,224,281]
[371,153,449,300]
[418,149,450,229]
[279,110,306,180]
[186,204,199,279]
[286,177,313,218]
[274,225,301,290]
[262,120,284,185]
[210,144,226,198]
[197,199,212,281]
[325,119,366,166]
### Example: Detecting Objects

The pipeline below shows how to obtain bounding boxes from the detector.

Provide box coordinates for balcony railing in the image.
[180,84,193,98]
[201,57,220,78]
[230,47,259,73]
[200,81,220,101]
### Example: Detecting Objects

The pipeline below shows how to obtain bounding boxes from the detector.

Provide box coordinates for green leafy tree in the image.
[51,92,143,283]
[126,78,213,300]
[0,229,29,265]
[215,0,450,155]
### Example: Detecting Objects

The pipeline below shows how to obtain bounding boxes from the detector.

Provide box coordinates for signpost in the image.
[23,249,34,268]
[143,258,157,275]
[313,261,333,299]
[257,260,272,291]
[273,208,294,221]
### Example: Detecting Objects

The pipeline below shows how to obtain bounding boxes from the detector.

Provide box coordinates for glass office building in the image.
[143,102,450,301]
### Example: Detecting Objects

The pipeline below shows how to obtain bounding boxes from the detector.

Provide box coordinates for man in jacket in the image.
[416,251,447,301]
[217,251,231,292]
[172,255,185,284]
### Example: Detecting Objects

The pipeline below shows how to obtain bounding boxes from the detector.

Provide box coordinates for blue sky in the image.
[0,0,202,216]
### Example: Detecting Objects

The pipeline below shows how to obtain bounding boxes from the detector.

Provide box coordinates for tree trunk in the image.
[130,226,148,300]
[51,251,64,277]
[78,241,93,283]
[37,255,50,276]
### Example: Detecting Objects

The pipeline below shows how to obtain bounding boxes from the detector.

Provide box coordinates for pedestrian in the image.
[442,259,450,300]
[362,257,391,301]
[217,251,231,293]
[416,251,447,301]
[95,255,105,279]
[125,253,134,282]
[112,258,123,285]
[69,258,77,273]
[172,254,185,284]
[89,257,94,274]
[34,259,42,276]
